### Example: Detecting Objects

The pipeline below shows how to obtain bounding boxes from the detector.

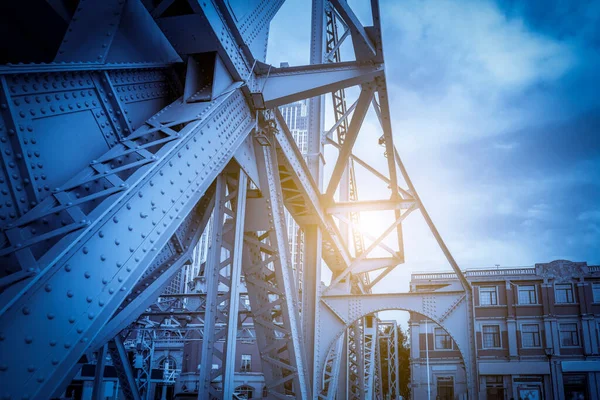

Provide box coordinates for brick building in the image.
[409,260,600,400]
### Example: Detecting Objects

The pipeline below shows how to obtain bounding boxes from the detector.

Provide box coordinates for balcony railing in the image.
[412,267,536,281]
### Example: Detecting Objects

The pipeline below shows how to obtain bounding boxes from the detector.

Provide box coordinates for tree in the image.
[397,326,411,399]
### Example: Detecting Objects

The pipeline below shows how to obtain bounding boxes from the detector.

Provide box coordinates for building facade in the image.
[409,260,600,400]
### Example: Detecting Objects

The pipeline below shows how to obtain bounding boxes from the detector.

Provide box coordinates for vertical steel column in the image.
[108,336,142,400]
[135,330,155,400]
[222,171,248,398]
[92,345,108,400]
[242,134,310,399]
[306,1,327,397]
[347,319,365,400]
[198,168,247,399]
[380,322,400,399]
[363,316,378,399]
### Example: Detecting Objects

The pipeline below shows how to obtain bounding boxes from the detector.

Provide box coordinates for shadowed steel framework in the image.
[0,1,479,399]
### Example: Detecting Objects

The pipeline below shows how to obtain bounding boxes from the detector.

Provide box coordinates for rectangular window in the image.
[435,328,453,349]
[479,286,498,306]
[521,324,541,348]
[240,354,251,372]
[555,283,575,304]
[436,376,454,400]
[482,325,501,348]
[592,283,600,303]
[559,323,579,347]
[518,285,537,305]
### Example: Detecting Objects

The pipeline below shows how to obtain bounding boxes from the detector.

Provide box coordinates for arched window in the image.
[159,356,178,383]
[159,356,177,373]
[234,385,253,399]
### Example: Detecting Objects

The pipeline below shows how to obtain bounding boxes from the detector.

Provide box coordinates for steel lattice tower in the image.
[0,1,478,399]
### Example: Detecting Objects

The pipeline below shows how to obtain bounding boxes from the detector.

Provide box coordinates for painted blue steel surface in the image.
[0,1,280,396]
[0,0,401,398]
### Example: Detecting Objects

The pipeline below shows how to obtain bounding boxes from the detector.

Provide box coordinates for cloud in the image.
[380,0,579,151]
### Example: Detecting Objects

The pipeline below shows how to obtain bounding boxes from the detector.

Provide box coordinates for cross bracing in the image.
[0,1,478,399]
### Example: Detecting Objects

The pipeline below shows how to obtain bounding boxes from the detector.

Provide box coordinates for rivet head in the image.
[44,284,52,292]
[65,264,72,272]
[51,359,59,365]
[22,307,30,315]
[84,271,91,278]
[27,365,35,372]
[0,364,7,371]
[24,336,33,344]
[64,342,71,348]
[67,290,74,298]
[49,340,57,347]
[86,296,92,303]
[82,247,88,254]
[47,313,55,320]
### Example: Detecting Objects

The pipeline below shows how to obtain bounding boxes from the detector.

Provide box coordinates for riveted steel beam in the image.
[242,133,310,399]
[325,84,375,200]
[326,199,416,214]
[257,62,382,109]
[198,168,247,399]
[0,87,254,398]
[329,0,377,60]
[90,185,215,351]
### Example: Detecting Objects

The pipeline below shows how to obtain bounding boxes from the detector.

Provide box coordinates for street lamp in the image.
[545,347,554,398]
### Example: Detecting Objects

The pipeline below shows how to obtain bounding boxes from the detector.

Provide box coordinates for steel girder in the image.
[379,321,400,400]
[108,335,142,400]
[242,134,310,399]
[90,185,216,351]
[363,316,378,400]
[198,168,247,399]
[347,319,365,399]
[0,85,254,397]
[316,291,474,397]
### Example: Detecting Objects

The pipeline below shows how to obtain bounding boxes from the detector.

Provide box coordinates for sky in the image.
[265,0,600,298]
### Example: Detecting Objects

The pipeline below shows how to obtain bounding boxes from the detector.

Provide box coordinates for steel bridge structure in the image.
[0,0,477,399]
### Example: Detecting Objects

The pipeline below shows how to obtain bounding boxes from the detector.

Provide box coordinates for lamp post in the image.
[544,347,554,399]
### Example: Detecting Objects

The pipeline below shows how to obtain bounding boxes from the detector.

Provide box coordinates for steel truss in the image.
[0,0,479,399]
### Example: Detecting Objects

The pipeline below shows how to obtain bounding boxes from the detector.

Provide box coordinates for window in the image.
[521,324,541,348]
[592,282,600,303]
[555,283,575,304]
[234,385,254,399]
[485,376,505,400]
[482,325,501,348]
[436,376,454,400]
[159,357,177,372]
[240,354,252,372]
[559,323,579,347]
[563,374,588,399]
[435,328,453,350]
[518,285,537,304]
[479,286,498,306]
